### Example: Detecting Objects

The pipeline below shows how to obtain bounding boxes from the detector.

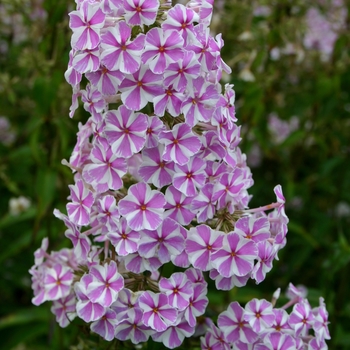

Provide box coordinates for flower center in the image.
[159,46,165,52]
[140,205,147,211]
[136,6,142,12]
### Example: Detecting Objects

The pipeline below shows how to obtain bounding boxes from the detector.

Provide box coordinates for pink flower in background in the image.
[268,113,299,145]
[191,183,217,222]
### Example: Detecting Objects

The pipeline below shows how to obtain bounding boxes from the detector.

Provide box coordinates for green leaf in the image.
[0,307,49,330]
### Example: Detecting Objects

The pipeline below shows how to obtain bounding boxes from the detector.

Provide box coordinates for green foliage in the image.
[0,0,349,349]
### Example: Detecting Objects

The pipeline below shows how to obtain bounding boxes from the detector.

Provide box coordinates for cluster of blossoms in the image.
[202,283,330,350]
[29,0,330,348]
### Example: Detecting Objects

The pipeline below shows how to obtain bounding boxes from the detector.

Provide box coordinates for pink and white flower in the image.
[104,105,148,158]
[211,232,258,278]
[244,299,275,333]
[107,217,140,256]
[164,185,195,225]
[159,272,193,310]
[118,182,166,231]
[119,65,163,111]
[186,225,223,271]
[138,145,175,188]
[138,217,185,263]
[86,260,124,307]
[75,274,106,322]
[69,2,105,50]
[101,21,145,74]
[83,139,127,192]
[90,308,119,341]
[66,180,94,226]
[44,264,74,301]
[142,27,184,74]
[158,123,202,166]
[173,156,207,197]
[124,0,159,26]
[139,291,178,332]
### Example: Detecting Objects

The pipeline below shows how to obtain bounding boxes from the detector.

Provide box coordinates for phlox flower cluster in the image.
[201,283,330,350]
[29,0,330,348]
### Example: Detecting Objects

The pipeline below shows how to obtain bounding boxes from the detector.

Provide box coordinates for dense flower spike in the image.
[30,0,331,348]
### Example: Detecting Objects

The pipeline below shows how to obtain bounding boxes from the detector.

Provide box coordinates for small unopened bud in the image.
[271,287,281,306]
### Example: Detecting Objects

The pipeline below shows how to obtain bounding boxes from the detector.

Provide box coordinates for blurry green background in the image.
[0,0,349,349]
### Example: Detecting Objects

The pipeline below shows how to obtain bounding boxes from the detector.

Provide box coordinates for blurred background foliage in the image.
[0,0,349,349]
